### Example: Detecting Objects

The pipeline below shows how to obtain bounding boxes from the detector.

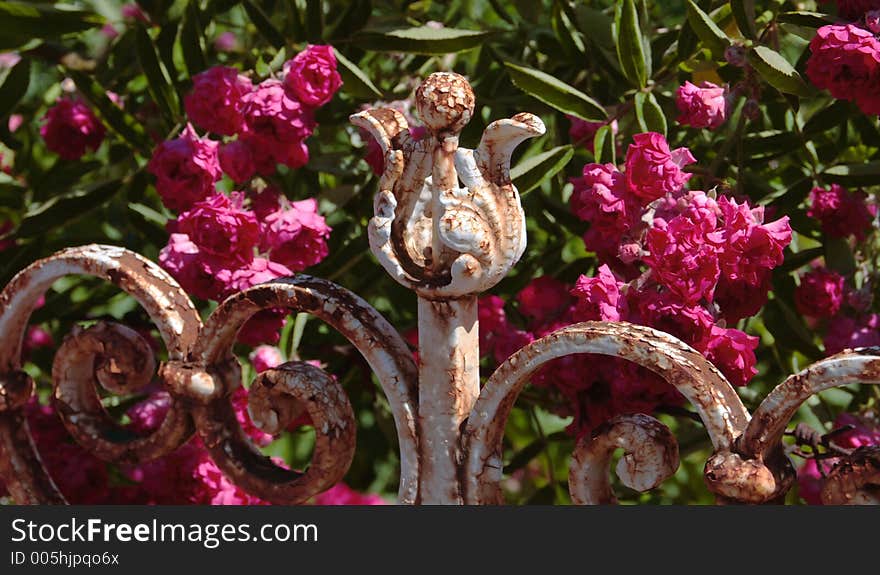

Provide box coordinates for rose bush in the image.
[0,0,879,505]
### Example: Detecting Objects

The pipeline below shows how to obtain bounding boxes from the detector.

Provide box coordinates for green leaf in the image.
[634,91,667,136]
[243,0,287,48]
[135,24,179,125]
[333,48,382,100]
[824,237,856,277]
[17,180,122,238]
[763,298,822,359]
[0,2,104,50]
[730,0,757,39]
[685,0,731,59]
[504,62,606,121]
[823,161,880,186]
[512,145,574,195]
[354,27,491,54]
[180,0,207,77]
[68,70,151,154]
[776,11,839,28]
[615,0,647,88]
[593,124,615,165]
[803,100,849,135]
[748,46,812,96]
[0,57,29,119]
[305,0,323,42]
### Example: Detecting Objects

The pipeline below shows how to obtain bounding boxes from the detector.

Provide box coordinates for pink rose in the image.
[248,186,282,220]
[237,309,288,347]
[795,267,845,318]
[714,275,773,323]
[217,257,292,296]
[241,80,315,173]
[478,295,509,359]
[218,140,256,183]
[697,325,759,386]
[807,24,880,116]
[184,66,253,135]
[824,313,880,354]
[571,264,626,322]
[260,198,331,271]
[569,163,641,261]
[176,193,260,264]
[714,196,791,287]
[516,276,573,325]
[644,215,720,305]
[250,345,284,373]
[158,233,226,300]
[675,81,727,129]
[624,132,695,203]
[147,124,221,211]
[283,45,343,108]
[808,184,875,241]
[127,392,172,435]
[231,386,273,446]
[634,288,714,345]
[40,99,106,161]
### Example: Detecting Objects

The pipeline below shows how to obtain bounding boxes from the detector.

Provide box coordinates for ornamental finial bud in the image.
[351,73,545,298]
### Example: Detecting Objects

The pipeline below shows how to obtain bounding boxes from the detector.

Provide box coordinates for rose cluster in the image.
[807,7,880,115]
[40,98,106,161]
[793,184,878,354]
[477,132,792,437]
[152,46,340,345]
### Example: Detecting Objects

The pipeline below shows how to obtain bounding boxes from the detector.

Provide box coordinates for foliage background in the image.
[1,0,878,504]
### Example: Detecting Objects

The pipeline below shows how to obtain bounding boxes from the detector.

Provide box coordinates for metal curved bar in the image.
[569,414,679,505]
[740,348,880,459]
[197,362,356,505]
[462,321,750,504]
[0,244,201,503]
[820,446,880,505]
[179,276,420,504]
[52,322,193,463]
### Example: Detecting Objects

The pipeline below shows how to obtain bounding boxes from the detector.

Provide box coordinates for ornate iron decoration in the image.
[0,73,877,505]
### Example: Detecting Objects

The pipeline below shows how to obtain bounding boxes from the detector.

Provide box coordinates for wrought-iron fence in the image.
[1,73,877,505]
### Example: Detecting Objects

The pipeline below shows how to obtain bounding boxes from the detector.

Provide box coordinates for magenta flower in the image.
[570,162,640,261]
[624,132,695,203]
[250,345,284,373]
[260,198,331,272]
[40,99,106,161]
[795,267,846,319]
[808,184,875,241]
[283,45,343,108]
[147,125,221,211]
[675,81,727,129]
[516,276,573,325]
[697,326,759,387]
[176,193,260,264]
[241,80,315,173]
[184,66,252,135]
[807,24,880,116]
[219,140,256,183]
[571,264,626,322]
[158,233,227,300]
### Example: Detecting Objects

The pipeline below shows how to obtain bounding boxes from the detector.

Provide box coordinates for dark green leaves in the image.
[823,161,880,185]
[504,63,606,121]
[17,180,122,238]
[354,27,490,54]
[0,57,29,119]
[135,24,180,126]
[748,46,812,96]
[730,0,757,39]
[635,92,666,136]
[0,2,103,50]
[180,0,208,76]
[68,70,151,154]
[685,0,731,59]
[593,124,616,165]
[615,0,648,88]
[776,11,839,28]
[243,0,287,48]
[511,145,574,195]
[333,48,383,100]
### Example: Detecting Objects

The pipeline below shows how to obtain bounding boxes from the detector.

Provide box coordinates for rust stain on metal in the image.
[821,446,880,505]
